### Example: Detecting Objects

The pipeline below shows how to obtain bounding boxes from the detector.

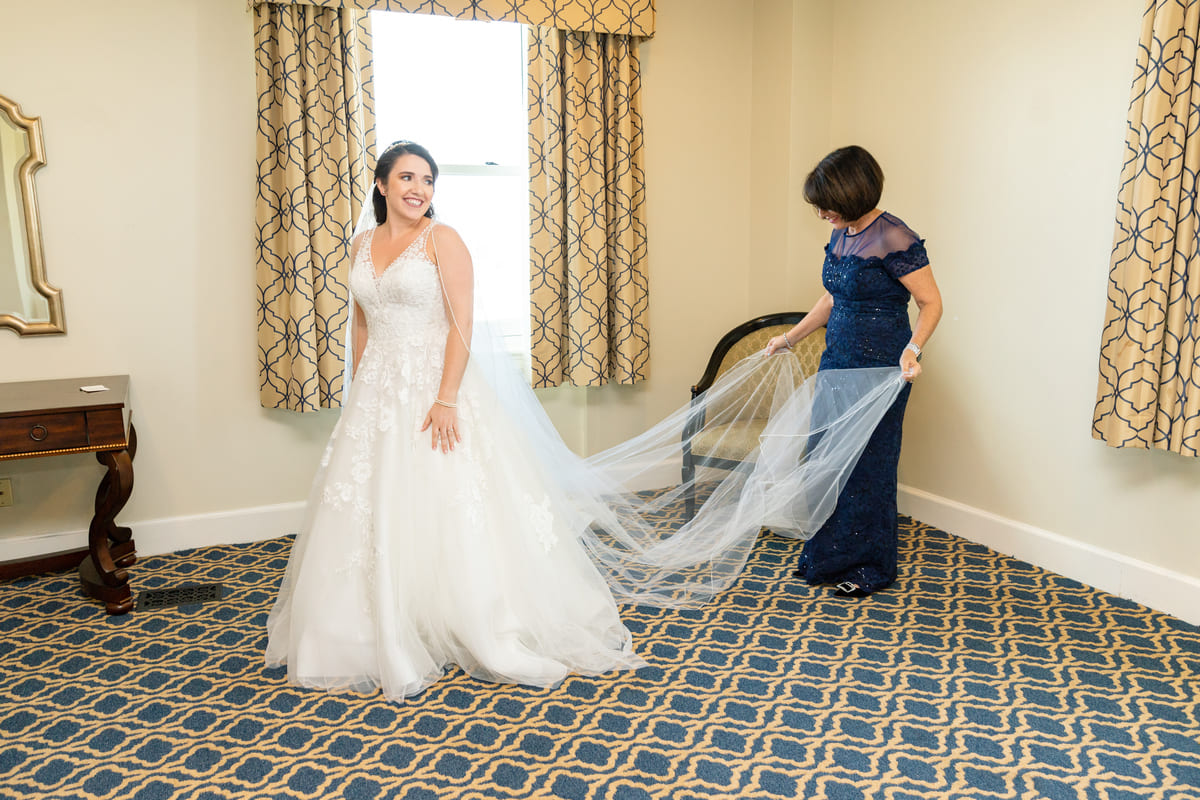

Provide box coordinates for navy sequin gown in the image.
[795,212,929,594]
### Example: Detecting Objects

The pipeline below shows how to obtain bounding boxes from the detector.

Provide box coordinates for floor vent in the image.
[138,583,226,610]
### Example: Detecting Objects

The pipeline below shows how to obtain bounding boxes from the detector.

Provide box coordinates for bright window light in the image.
[371,11,531,371]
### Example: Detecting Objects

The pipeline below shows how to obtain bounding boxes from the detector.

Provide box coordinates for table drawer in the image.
[0,412,89,456]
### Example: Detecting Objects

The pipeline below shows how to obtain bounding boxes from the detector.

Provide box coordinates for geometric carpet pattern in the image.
[1,517,1198,800]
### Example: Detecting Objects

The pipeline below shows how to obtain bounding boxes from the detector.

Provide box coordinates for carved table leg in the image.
[80,425,137,615]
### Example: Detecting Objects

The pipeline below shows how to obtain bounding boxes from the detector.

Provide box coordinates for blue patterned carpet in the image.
[1,516,1198,800]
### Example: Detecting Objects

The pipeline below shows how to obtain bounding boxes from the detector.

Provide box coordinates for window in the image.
[371,11,530,369]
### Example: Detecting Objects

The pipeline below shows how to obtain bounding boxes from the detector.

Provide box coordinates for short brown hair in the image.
[803,145,884,221]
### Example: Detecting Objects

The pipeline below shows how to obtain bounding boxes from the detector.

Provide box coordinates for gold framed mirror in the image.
[0,93,64,335]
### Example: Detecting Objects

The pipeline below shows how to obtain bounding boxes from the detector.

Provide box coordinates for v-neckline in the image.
[369,221,431,281]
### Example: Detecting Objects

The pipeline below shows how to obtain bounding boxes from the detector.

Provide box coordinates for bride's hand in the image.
[420,404,461,453]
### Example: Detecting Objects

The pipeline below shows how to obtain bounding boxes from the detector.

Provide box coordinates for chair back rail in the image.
[691,312,824,398]
[683,311,826,517]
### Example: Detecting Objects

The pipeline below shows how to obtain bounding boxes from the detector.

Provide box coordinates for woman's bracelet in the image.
[904,342,922,361]
[781,332,793,349]
[434,398,457,408]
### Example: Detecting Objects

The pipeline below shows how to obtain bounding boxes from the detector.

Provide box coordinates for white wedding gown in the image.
[265,223,645,700]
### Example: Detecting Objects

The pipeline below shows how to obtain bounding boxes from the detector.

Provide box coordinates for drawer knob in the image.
[29,424,48,442]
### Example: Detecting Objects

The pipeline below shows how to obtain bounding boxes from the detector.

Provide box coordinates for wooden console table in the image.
[0,376,137,614]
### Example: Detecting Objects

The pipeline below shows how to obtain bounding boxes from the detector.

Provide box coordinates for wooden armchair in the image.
[682,312,825,517]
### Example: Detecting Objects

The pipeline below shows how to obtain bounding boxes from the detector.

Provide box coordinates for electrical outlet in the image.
[0,478,12,508]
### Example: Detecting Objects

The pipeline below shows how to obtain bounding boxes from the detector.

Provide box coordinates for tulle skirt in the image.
[264,361,645,701]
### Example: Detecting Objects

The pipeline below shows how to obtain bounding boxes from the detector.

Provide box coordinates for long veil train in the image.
[470,323,905,607]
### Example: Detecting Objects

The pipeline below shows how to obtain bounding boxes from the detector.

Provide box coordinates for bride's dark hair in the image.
[373,140,438,223]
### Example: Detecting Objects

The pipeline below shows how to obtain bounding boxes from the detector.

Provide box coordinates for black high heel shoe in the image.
[833,581,870,598]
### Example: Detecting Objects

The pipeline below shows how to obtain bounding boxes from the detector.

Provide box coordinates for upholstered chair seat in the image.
[689,419,770,462]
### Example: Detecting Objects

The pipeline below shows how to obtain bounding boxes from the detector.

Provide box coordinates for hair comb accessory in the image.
[382,140,416,155]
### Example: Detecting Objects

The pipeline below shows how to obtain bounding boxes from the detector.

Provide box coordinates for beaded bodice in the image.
[346,222,450,409]
[821,212,928,369]
[350,222,449,349]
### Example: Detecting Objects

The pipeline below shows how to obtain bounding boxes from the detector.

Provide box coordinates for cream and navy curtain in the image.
[256,1,654,34]
[1094,0,1200,456]
[253,3,373,411]
[528,27,649,388]
[254,0,653,409]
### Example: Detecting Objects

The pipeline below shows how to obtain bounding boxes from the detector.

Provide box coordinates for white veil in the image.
[351,208,905,608]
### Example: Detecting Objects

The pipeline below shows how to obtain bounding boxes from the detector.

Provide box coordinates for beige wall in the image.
[3,0,1197,588]
[0,0,337,540]
[821,0,1200,579]
[786,0,837,306]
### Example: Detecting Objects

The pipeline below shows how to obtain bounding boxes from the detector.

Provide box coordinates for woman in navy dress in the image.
[765,146,943,597]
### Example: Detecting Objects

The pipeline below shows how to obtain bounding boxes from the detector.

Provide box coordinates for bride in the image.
[265,140,906,701]
[265,141,647,699]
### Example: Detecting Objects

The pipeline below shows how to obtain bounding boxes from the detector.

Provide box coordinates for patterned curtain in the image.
[256,0,655,35]
[1093,0,1200,456]
[254,4,373,411]
[528,26,650,388]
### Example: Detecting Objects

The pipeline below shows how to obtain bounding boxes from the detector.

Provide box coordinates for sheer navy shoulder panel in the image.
[828,211,929,280]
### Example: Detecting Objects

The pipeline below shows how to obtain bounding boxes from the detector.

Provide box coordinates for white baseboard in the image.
[898,484,1200,627]
[0,502,305,563]
[7,489,1197,628]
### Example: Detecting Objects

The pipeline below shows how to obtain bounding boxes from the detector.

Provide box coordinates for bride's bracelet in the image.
[434,398,457,408]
